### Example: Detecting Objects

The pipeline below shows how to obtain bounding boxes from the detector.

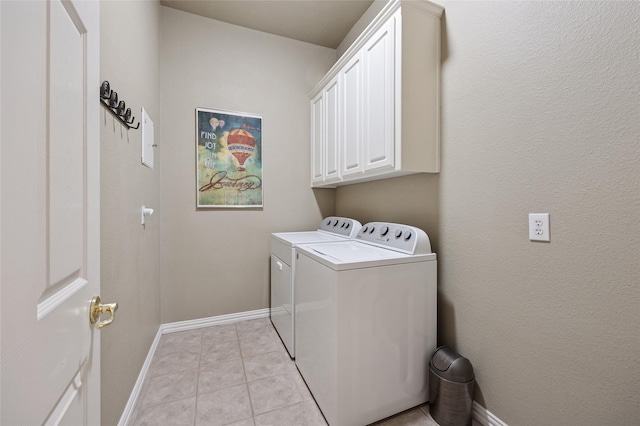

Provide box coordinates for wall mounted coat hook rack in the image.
[99,80,140,130]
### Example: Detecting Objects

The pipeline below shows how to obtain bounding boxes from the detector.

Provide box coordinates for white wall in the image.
[159,7,336,323]
[100,1,162,424]
[337,1,640,424]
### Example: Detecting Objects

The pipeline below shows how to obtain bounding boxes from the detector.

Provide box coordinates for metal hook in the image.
[99,81,139,130]
[100,80,111,99]
[117,100,126,117]
[109,91,118,108]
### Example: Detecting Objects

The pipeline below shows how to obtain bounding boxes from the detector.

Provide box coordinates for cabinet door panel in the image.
[342,53,363,177]
[363,17,395,172]
[311,92,324,184]
[324,76,340,182]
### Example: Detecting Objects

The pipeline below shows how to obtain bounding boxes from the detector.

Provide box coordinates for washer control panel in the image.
[317,216,362,238]
[357,222,432,254]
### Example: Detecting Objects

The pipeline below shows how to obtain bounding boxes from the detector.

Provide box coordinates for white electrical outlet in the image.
[529,213,550,241]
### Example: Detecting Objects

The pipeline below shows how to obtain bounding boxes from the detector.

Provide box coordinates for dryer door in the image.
[270,254,294,357]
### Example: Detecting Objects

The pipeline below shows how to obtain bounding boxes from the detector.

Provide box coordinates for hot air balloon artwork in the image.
[196,108,263,208]
[228,128,256,172]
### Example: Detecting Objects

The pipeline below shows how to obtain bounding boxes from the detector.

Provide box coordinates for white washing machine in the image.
[270,217,362,358]
[294,222,437,426]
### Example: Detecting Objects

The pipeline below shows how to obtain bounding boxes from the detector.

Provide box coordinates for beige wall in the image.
[337,1,640,424]
[158,7,336,323]
[98,1,639,423]
[336,0,387,58]
[100,1,162,424]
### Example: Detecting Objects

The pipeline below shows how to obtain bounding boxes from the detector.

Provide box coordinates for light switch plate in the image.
[529,213,550,242]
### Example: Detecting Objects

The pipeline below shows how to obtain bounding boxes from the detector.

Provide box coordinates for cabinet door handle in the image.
[276,261,283,271]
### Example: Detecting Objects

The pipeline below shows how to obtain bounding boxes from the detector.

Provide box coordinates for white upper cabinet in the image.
[310,0,443,188]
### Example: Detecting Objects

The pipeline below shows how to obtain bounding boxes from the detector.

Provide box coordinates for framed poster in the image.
[196,108,263,208]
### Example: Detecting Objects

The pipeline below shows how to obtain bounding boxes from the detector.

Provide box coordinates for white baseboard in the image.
[117,308,270,426]
[473,401,508,426]
[161,308,270,334]
[117,326,163,426]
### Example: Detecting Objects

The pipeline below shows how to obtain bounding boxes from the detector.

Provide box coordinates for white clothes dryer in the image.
[270,217,362,358]
[294,222,437,426]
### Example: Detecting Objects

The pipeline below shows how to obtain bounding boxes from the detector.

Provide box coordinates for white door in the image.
[1,0,104,424]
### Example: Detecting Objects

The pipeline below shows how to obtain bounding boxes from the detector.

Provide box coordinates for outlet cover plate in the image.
[529,213,550,242]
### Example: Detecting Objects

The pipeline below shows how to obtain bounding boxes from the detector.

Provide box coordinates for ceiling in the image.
[160,0,375,49]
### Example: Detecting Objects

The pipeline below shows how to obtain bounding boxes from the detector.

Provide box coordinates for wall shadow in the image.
[312,187,337,218]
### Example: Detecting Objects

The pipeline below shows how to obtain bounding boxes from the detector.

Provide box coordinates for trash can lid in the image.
[431,346,475,382]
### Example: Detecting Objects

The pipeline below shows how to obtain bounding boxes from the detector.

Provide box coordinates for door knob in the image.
[89,296,118,329]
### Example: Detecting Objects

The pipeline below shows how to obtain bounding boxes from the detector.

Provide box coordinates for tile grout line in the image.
[236,321,258,425]
[236,326,256,426]
[244,320,308,423]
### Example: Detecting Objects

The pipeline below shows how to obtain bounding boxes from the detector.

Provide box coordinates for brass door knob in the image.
[89,296,118,329]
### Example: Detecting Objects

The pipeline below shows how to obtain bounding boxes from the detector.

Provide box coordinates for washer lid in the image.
[297,241,436,271]
[308,241,408,262]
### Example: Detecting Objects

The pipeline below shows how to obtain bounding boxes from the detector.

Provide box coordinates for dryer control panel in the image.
[317,216,362,238]
[357,222,432,255]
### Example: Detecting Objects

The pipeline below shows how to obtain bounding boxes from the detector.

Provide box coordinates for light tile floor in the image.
[130,317,467,426]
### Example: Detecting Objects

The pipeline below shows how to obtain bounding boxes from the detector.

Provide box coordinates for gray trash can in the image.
[429,346,475,426]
